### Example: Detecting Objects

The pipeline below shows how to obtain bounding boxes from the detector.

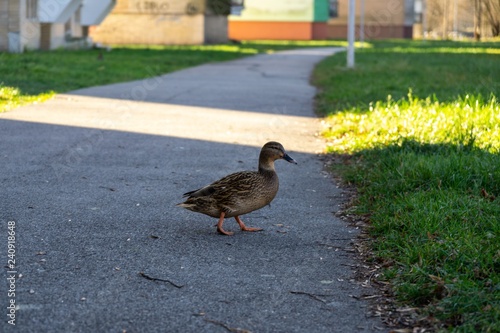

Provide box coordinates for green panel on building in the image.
[230,0,332,22]
[313,0,329,22]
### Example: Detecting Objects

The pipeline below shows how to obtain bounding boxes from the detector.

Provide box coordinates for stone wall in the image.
[0,0,21,51]
[90,0,210,45]
[328,0,413,39]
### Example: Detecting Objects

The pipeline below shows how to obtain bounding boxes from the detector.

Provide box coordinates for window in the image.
[26,0,38,20]
[414,0,423,23]
[231,0,244,16]
[329,0,338,18]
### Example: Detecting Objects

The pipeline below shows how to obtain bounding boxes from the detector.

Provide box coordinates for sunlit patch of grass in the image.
[323,92,500,154]
[381,46,500,54]
[110,44,261,54]
[0,85,54,112]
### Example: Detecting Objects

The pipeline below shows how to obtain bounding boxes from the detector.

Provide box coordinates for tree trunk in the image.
[474,0,482,41]
[483,0,500,37]
[443,0,449,38]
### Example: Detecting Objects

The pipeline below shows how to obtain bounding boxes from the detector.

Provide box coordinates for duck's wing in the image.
[182,184,216,198]
[182,171,255,199]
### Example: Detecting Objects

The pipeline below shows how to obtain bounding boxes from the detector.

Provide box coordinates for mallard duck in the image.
[177,141,297,235]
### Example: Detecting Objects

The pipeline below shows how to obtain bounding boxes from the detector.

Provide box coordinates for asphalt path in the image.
[0,48,384,332]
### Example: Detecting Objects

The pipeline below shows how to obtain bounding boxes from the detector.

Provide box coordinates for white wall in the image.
[20,20,41,50]
[48,23,66,49]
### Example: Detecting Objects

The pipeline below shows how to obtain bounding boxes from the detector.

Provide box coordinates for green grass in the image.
[313,40,500,332]
[0,40,346,112]
[314,39,500,113]
[322,93,500,153]
[0,86,53,112]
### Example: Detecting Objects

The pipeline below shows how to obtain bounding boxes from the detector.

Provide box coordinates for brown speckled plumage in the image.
[177,141,296,235]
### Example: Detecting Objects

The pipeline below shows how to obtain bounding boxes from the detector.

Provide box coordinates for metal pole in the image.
[347,0,356,68]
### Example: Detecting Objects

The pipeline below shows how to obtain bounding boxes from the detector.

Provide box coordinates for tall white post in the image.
[347,0,356,68]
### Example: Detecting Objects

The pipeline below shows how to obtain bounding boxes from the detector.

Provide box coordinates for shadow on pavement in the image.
[0,117,379,333]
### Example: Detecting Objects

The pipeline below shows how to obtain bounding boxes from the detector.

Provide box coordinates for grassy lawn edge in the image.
[313,40,500,332]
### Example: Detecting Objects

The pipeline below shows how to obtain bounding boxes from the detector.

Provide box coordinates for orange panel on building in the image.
[229,21,328,40]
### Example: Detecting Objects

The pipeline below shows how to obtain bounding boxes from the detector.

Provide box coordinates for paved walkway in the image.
[1,48,384,332]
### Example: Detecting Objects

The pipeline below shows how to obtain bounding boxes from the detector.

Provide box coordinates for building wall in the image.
[204,14,228,44]
[48,23,66,49]
[229,21,314,40]
[328,0,413,39]
[1,0,113,52]
[228,0,329,40]
[0,0,40,52]
[229,0,319,22]
[328,24,412,39]
[333,0,406,25]
[20,15,41,50]
[40,23,68,50]
[0,0,11,51]
[41,11,86,50]
[92,14,204,45]
[313,0,328,21]
[228,0,414,40]
[22,0,41,50]
[90,0,206,45]
[0,0,21,51]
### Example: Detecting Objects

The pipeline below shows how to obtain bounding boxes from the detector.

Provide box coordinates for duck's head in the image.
[260,141,297,165]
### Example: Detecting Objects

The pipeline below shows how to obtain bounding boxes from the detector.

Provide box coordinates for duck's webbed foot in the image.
[235,216,263,232]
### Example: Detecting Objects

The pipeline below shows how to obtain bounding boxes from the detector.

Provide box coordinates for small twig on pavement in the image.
[290,291,333,304]
[138,272,184,289]
[203,318,252,333]
[98,186,116,191]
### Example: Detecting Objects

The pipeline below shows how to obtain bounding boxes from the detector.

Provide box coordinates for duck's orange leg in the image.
[235,216,263,232]
[217,212,234,236]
